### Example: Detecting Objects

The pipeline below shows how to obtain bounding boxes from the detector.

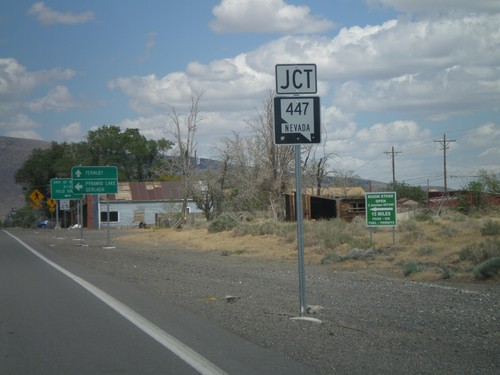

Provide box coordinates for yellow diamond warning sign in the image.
[29,189,44,204]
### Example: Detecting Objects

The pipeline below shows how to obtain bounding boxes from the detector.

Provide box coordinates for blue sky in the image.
[1,0,499,189]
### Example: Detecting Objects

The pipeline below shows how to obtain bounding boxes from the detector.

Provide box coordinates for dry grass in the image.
[116,208,500,282]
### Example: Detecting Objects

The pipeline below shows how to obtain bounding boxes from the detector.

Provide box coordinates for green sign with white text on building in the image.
[365,192,397,227]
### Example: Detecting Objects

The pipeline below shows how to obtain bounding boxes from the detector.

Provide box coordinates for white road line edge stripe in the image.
[4,230,228,375]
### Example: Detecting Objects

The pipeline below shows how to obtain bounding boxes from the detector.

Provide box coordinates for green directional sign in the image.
[50,178,82,200]
[365,192,397,227]
[71,166,118,194]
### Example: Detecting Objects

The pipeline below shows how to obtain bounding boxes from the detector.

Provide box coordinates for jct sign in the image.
[275,64,317,95]
[365,192,397,227]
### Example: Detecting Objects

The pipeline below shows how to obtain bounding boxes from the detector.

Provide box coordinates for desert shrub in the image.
[232,219,281,236]
[320,252,347,264]
[439,264,454,279]
[417,245,435,256]
[350,215,366,231]
[207,215,239,233]
[347,248,374,260]
[278,223,297,243]
[480,220,500,236]
[9,207,40,228]
[306,219,371,250]
[398,218,418,232]
[402,260,423,276]
[440,225,458,238]
[415,211,432,222]
[350,237,374,249]
[473,257,500,279]
[459,239,500,264]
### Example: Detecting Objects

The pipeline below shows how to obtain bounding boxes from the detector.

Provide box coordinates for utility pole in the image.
[434,133,456,194]
[384,146,402,188]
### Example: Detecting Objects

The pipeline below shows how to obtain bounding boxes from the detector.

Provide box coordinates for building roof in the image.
[106,181,186,201]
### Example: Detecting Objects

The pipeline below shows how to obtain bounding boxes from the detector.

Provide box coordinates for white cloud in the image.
[0,58,74,100]
[28,85,79,112]
[57,122,84,142]
[367,0,500,14]
[1,113,42,140]
[28,2,95,26]
[109,53,273,114]
[356,120,430,143]
[464,123,500,149]
[137,32,158,62]
[110,12,500,122]
[210,0,334,34]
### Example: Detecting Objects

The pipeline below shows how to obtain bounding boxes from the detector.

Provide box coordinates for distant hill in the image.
[0,136,50,220]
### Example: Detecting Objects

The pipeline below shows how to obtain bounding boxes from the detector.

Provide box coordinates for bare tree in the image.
[332,168,358,197]
[302,146,337,196]
[168,93,202,219]
[247,90,295,219]
[215,132,260,215]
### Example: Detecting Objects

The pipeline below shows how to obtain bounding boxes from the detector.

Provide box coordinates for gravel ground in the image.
[10,228,500,374]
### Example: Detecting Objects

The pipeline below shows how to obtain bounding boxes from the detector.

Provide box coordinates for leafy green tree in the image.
[476,169,500,194]
[391,181,426,202]
[15,141,81,197]
[8,206,41,228]
[458,170,499,212]
[15,126,174,202]
[82,125,172,181]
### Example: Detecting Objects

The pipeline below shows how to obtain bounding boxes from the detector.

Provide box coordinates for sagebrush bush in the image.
[440,264,454,279]
[320,252,347,264]
[417,245,435,256]
[207,215,239,233]
[415,211,432,222]
[402,260,422,276]
[480,220,500,236]
[459,239,500,264]
[232,219,281,236]
[304,219,371,250]
[398,219,418,233]
[473,257,500,279]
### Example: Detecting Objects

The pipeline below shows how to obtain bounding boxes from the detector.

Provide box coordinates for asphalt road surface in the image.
[0,230,316,374]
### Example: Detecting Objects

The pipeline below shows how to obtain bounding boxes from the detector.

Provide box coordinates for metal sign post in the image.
[275,63,321,318]
[295,145,307,315]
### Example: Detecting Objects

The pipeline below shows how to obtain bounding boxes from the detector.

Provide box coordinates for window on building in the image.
[100,211,119,222]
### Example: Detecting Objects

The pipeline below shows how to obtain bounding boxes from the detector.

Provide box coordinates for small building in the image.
[86,181,203,229]
[284,187,366,222]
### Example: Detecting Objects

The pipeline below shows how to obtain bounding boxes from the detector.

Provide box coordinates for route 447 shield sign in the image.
[274,96,321,145]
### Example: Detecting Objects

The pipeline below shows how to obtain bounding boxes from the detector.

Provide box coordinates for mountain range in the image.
[0,136,50,220]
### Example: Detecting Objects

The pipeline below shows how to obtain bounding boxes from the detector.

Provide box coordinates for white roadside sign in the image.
[275,64,317,95]
[274,96,321,144]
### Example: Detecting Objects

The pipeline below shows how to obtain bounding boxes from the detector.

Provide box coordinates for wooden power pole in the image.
[434,134,456,194]
[384,146,402,187]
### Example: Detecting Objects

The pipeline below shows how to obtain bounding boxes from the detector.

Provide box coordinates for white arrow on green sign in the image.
[71,166,118,194]
[365,192,397,227]
[50,178,82,200]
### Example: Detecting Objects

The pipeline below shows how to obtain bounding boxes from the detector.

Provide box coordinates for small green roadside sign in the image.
[50,178,82,200]
[71,166,118,194]
[365,192,397,227]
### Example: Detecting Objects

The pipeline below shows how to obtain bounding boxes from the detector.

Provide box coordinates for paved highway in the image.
[0,230,315,374]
